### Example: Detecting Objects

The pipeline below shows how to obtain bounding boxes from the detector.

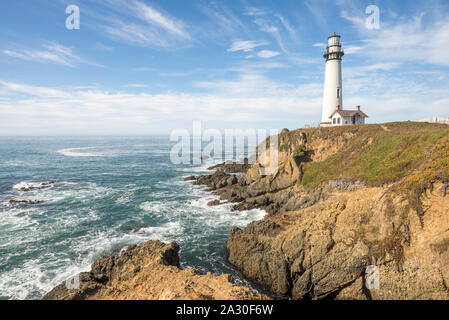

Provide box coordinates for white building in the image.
[419,116,449,125]
[329,105,368,126]
[320,32,368,126]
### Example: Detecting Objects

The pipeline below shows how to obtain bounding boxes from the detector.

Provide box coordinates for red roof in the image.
[329,109,368,118]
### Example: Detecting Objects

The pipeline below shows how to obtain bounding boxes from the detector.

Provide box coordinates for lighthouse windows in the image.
[336,88,341,98]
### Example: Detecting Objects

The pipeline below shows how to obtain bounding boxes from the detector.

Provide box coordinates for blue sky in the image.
[0,0,448,135]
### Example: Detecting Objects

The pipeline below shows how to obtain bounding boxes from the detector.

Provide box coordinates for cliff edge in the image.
[193,122,449,299]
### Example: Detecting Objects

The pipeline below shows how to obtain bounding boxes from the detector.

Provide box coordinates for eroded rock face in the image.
[43,240,261,300]
[227,185,449,300]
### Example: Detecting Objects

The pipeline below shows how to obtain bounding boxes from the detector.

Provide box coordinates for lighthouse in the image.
[321,32,344,126]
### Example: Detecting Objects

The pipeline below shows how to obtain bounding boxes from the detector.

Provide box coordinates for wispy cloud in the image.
[243,7,268,17]
[0,80,68,98]
[257,50,280,59]
[244,6,299,56]
[122,84,150,88]
[276,14,297,39]
[227,40,269,52]
[89,0,191,48]
[132,0,191,39]
[341,7,449,67]
[197,2,248,41]
[344,45,364,55]
[2,42,92,67]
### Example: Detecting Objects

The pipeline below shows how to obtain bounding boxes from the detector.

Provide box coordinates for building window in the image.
[337,117,340,124]
[333,118,336,124]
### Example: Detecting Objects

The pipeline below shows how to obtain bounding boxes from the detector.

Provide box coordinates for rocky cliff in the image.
[193,122,449,299]
[43,240,263,300]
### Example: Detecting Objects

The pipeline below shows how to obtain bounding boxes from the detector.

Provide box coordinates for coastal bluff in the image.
[43,240,262,300]
[193,121,449,299]
[45,121,449,300]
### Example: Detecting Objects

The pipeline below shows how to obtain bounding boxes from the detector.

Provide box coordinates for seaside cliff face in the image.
[43,240,262,300]
[194,122,449,299]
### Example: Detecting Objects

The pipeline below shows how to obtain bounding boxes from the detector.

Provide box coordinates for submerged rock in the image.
[128,225,150,232]
[17,181,57,192]
[9,199,44,205]
[207,200,220,206]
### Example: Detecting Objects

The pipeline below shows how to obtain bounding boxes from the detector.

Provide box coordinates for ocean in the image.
[0,137,265,300]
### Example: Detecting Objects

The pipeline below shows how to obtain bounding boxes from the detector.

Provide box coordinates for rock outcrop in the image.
[43,240,263,300]
[191,122,449,300]
[227,183,449,299]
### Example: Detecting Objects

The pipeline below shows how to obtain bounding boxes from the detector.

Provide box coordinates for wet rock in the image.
[43,240,262,300]
[129,225,150,232]
[183,176,196,181]
[207,158,250,174]
[18,181,57,192]
[9,199,44,205]
[207,200,220,206]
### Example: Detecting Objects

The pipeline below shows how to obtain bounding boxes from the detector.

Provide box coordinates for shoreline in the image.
[41,160,271,300]
[39,122,449,299]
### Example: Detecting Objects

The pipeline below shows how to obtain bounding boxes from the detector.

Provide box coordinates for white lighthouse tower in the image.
[321,32,344,126]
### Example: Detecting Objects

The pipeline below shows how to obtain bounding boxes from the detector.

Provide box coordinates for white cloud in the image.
[257,50,280,59]
[344,63,399,78]
[276,15,297,40]
[90,0,191,48]
[227,40,269,52]
[132,0,191,39]
[0,77,324,134]
[198,3,248,41]
[244,7,268,17]
[340,10,365,28]
[0,80,68,98]
[3,43,86,67]
[344,45,364,54]
[253,18,279,33]
[341,9,449,67]
[122,84,149,88]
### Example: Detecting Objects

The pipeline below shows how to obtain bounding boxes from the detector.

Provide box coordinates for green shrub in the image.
[293,143,307,158]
